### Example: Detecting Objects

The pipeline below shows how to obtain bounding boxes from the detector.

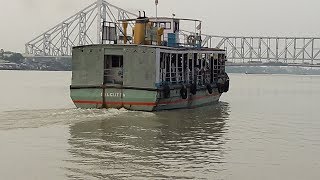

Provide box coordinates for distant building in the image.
[3,52,13,58]
[0,62,20,70]
[0,49,3,58]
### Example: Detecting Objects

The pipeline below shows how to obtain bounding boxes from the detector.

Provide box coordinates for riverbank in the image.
[226,66,320,75]
[0,50,71,71]
[1,50,320,74]
[0,57,71,71]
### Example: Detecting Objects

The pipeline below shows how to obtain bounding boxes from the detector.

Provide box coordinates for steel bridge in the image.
[25,0,137,57]
[25,0,320,66]
[201,35,320,66]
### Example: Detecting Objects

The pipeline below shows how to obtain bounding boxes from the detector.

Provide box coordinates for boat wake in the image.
[0,108,145,130]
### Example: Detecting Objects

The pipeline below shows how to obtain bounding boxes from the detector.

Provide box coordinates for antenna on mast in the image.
[155,0,158,27]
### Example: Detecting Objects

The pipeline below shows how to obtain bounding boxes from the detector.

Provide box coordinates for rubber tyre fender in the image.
[190,83,197,95]
[217,83,224,93]
[163,84,171,98]
[187,35,196,45]
[180,86,188,99]
[224,80,230,92]
[206,84,213,94]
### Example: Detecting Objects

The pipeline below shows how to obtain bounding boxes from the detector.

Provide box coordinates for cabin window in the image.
[159,22,171,29]
[210,55,213,83]
[159,52,189,85]
[218,54,225,73]
[213,54,219,82]
[174,22,179,32]
[152,22,171,29]
[158,51,224,86]
[193,53,198,67]
[160,52,165,69]
[165,54,170,82]
[111,55,123,67]
[160,52,165,83]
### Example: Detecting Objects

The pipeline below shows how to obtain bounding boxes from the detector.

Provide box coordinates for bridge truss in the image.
[25,0,320,66]
[202,35,320,65]
[25,0,137,56]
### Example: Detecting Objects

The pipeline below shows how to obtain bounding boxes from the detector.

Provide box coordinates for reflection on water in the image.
[66,103,230,179]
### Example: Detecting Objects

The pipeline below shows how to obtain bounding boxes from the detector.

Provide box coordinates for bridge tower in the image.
[25,0,137,57]
[97,0,106,44]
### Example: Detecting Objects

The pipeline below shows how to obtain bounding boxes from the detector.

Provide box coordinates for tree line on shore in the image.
[0,49,24,64]
[0,48,71,71]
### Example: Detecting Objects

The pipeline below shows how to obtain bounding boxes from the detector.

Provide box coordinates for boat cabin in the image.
[72,13,227,91]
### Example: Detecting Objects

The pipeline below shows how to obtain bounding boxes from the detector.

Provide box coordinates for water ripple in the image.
[63,103,230,179]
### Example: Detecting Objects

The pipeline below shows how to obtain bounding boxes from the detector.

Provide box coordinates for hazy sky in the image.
[1,0,320,52]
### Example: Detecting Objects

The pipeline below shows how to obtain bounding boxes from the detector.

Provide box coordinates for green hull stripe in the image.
[73,100,156,106]
[159,93,220,105]
[73,93,220,106]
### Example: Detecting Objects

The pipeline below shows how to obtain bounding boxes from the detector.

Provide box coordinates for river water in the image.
[0,70,319,180]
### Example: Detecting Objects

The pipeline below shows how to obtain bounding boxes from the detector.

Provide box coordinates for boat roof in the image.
[74,44,225,52]
[119,17,201,22]
[149,17,201,22]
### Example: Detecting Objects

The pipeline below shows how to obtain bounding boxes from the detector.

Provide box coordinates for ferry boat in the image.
[70,12,229,111]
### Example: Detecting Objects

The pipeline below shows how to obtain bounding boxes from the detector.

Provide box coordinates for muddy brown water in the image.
[0,71,319,179]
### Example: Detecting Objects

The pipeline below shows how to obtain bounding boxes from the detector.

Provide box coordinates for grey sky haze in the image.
[0,0,319,52]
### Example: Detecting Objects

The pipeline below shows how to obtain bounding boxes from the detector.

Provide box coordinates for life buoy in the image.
[118,70,123,76]
[217,83,224,93]
[206,84,213,94]
[217,77,224,93]
[180,85,188,99]
[163,84,171,98]
[190,83,197,95]
[187,35,196,45]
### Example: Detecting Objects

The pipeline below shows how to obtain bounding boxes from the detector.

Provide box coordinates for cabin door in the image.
[103,55,124,108]
[103,55,124,85]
